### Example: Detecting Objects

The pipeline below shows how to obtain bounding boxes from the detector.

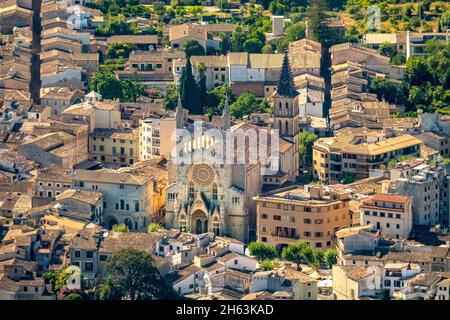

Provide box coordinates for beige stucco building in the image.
[254,185,351,250]
[313,128,423,184]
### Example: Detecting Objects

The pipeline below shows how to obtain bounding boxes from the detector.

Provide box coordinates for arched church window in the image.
[179,214,187,232]
[212,184,218,200]
[285,102,289,108]
[278,101,282,111]
[189,183,194,199]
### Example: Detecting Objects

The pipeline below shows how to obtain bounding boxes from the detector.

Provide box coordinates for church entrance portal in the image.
[191,210,208,234]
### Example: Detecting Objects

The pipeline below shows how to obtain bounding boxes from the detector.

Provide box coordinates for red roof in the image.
[363,193,410,205]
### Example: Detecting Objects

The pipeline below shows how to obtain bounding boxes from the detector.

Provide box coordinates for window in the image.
[394,280,401,287]
[86,251,93,258]
[273,215,281,221]
[99,255,108,261]
[290,217,295,223]
[304,219,311,224]
[212,184,218,200]
[120,199,125,210]
[232,197,240,205]
[75,251,80,258]
[261,214,268,219]
[135,202,140,212]
[384,280,391,287]
[85,262,94,272]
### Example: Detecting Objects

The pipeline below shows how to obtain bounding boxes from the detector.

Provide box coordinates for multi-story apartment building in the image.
[393,163,448,226]
[312,128,423,184]
[115,49,185,90]
[254,185,351,250]
[89,128,140,166]
[360,194,413,240]
[139,116,176,160]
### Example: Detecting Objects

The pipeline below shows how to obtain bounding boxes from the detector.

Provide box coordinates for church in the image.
[164,54,300,243]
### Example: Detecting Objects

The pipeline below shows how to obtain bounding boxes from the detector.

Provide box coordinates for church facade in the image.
[165,55,300,243]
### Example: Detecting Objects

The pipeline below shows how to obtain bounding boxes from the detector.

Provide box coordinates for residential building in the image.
[360,194,413,240]
[332,264,382,300]
[393,163,447,226]
[62,92,121,133]
[115,49,185,90]
[40,87,85,116]
[89,128,140,166]
[139,116,176,160]
[382,263,421,297]
[406,31,450,58]
[313,128,423,183]
[254,185,351,250]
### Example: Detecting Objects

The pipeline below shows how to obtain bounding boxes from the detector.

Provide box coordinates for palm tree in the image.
[96,275,122,300]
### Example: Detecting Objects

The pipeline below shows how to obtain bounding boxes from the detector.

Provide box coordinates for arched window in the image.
[212,183,218,200]
[285,120,289,133]
[285,102,289,108]
[189,183,194,199]
[135,201,140,212]
[179,214,187,232]
[278,101,282,111]
[278,120,282,130]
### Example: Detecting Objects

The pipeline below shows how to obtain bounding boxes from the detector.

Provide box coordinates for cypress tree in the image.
[180,58,202,115]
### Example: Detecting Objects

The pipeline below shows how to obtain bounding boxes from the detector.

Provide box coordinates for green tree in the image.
[64,293,83,300]
[106,248,178,300]
[379,42,396,58]
[112,224,129,232]
[180,58,202,114]
[259,259,275,271]
[197,63,207,109]
[147,223,163,233]
[164,86,180,110]
[96,275,123,300]
[90,71,123,100]
[182,39,205,57]
[230,92,258,118]
[120,79,144,102]
[231,27,247,52]
[281,240,315,271]
[106,42,135,60]
[439,12,450,32]
[43,268,75,293]
[391,54,406,65]
[324,248,338,268]
[369,78,402,104]
[298,131,318,172]
[306,0,330,44]
[243,38,264,53]
[248,241,277,261]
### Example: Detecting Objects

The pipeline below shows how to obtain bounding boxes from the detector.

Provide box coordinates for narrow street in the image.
[31,0,42,104]
[321,43,332,120]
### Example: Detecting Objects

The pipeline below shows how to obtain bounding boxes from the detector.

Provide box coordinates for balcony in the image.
[271,231,299,240]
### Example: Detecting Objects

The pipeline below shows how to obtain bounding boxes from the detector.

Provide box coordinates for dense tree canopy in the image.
[182,39,206,57]
[106,248,177,300]
[248,241,278,261]
[90,71,144,102]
